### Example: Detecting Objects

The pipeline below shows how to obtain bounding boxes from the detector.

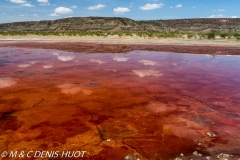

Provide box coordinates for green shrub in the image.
[147,32,154,38]
[236,36,240,41]
[156,33,164,38]
[136,32,143,37]
[219,33,229,38]
[163,32,175,38]
[233,33,240,37]
[2,31,239,40]
[117,32,123,37]
[187,33,194,39]
[206,32,215,39]
[124,32,133,36]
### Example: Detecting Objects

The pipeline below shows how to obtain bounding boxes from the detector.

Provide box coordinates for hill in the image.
[0,17,240,33]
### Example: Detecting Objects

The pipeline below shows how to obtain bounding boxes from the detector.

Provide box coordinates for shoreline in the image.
[0,35,240,55]
[0,35,240,46]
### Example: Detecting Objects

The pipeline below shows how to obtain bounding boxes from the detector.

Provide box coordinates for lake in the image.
[1,47,240,159]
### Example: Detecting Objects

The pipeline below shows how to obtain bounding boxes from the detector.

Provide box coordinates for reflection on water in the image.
[132,69,163,77]
[0,77,17,88]
[113,57,129,62]
[1,47,240,159]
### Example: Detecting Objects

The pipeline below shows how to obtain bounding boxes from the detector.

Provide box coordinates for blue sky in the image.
[0,0,239,23]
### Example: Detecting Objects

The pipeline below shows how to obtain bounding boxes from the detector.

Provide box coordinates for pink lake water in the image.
[1,47,240,160]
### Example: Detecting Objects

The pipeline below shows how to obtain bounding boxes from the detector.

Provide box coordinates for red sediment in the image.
[1,46,240,159]
[1,41,240,55]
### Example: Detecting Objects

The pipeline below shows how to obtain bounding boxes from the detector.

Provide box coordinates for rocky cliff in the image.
[0,17,240,33]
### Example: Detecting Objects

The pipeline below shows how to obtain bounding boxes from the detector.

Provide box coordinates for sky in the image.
[0,0,239,23]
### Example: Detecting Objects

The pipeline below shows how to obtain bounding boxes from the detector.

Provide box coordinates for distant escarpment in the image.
[0,17,240,33]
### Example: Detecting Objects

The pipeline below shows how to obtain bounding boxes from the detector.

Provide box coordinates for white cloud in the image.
[176,4,182,8]
[71,6,77,9]
[50,13,59,16]
[8,0,26,4]
[213,9,225,12]
[192,6,196,8]
[129,3,133,8]
[8,0,34,7]
[113,7,130,14]
[19,14,24,16]
[170,6,173,9]
[33,14,38,16]
[37,0,48,3]
[87,4,106,10]
[21,3,34,7]
[208,14,224,18]
[139,3,164,10]
[54,7,73,14]
[39,3,50,6]
[204,15,238,18]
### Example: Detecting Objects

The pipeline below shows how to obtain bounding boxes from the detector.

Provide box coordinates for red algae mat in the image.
[1,47,240,160]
